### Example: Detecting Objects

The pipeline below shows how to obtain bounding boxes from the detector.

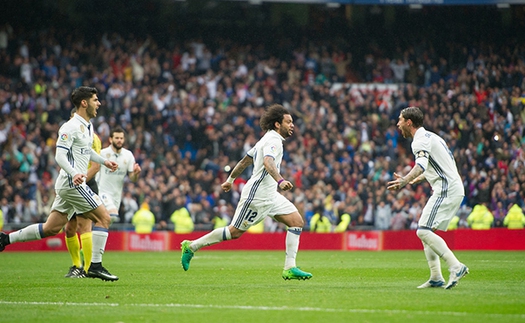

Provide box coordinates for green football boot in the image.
[180,240,194,271]
[282,267,312,280]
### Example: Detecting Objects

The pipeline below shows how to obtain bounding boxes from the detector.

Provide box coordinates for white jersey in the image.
[412,127,464,197]
[242,130,284,200]
[55,114,95,190]
[97,146,136,209]
[231,130,297,230]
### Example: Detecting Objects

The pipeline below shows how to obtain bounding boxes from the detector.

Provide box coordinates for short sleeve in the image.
[262,138,281,159]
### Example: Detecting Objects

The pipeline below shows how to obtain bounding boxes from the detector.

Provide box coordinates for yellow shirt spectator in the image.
[132,203,156,234]
[334,213,350,233]
[467,204,494,230]
[503,204,525,229]
[309,212,331,233]
[213,215,228,229]
[171,206,194,233]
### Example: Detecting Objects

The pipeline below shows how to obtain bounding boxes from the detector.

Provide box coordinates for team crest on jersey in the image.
[416,150,429,158]
[80,125,85,133]
[60,133,68,141]
[106,152,111,158]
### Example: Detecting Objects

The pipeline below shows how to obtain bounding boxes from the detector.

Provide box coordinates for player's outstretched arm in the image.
[387,165,424,191]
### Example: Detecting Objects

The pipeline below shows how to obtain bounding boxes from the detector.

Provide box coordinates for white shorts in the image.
[419,194,463,231]
[51,183,103,220]
[99,192,118,212]
[231,193,298,231]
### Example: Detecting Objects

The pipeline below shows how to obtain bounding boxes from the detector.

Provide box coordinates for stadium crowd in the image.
[0,19,524,233]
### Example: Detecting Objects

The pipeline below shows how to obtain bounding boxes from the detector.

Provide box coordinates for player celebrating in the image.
[97,127,141,223]
[181,104,312,280]
[0,86,119,281]
[387,106,468,289]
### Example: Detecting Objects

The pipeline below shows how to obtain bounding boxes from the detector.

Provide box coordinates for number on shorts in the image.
[246,209,258,222]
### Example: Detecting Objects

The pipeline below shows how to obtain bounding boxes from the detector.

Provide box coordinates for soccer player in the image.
[181,104,312,280]
[0,86,119,281]
[97,127,141,223]
[387,106,468,289]
[63,108,102,278]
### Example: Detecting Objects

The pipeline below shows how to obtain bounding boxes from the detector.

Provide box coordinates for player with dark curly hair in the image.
[181,104,312,280]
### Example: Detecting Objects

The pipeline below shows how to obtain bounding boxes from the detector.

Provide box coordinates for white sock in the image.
[422,241,443,281]
[91,228,108,263]
[417,229,461,271]
[284,227,302,270]
[191,227,231,251]
[9,224,43,243]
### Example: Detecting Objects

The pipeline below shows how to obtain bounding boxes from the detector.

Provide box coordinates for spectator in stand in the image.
[132,201,156,234]
[0,18,524,240]
[170,196,194,234]
[374,199,392,230]
[390,203,408,231]
[467,204,494,230]
[503,204,525,229]
[309,205,332,233]
[491,201,507,228]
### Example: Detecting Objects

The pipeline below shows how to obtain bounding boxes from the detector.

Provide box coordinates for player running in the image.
[181,104,312,280]
[0,86,119,281]
[97,127,141,224]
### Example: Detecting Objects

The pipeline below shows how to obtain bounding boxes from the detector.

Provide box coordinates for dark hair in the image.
[400,106,424,128]
[110,126,125,138]
[260,104,289,131]
[70,86,97,108]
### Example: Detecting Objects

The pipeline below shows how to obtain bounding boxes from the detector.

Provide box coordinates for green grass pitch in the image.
[0,250,524,323]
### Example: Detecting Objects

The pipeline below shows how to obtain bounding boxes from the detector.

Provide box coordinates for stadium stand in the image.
[0,2,524,232]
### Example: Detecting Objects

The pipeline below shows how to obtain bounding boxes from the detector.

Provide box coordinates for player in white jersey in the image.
[0,86,120,281]
[97,127,141,223]
[387,107,469,290]
[181,104,312,280]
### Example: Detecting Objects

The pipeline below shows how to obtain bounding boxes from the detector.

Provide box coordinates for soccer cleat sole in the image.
[282,276,312,281]
[87,271,119,282]
[417,280,445,289]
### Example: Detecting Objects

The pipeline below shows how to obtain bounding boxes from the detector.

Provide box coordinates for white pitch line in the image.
[0,301,524,319]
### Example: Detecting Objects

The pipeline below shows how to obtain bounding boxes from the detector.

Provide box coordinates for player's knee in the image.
[76,223,91,235]
[64,224,76,237]
[289,213,304,228]
[94,213,111,228]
